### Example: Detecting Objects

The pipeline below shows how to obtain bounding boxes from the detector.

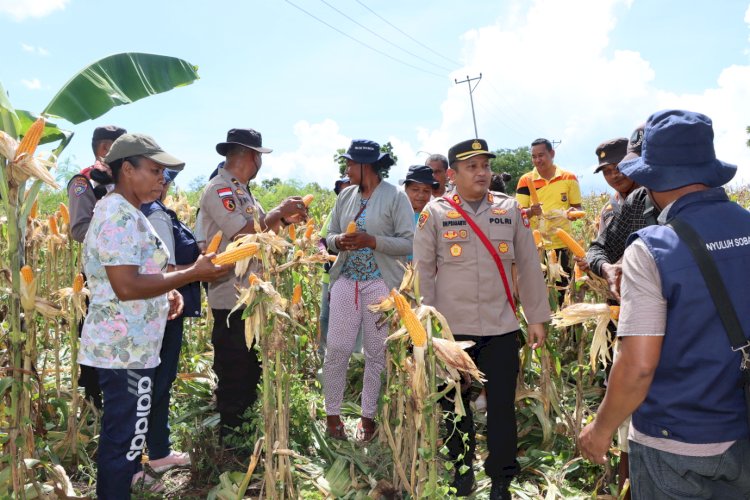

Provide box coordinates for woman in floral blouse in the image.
[80,133,229,499]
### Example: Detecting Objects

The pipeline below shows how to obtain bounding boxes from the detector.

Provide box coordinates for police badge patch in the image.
[72,177,88,197]
[417,210,429,229]
[223,198,236,212]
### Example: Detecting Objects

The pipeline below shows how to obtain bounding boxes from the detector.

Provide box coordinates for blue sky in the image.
[3,0,750,195]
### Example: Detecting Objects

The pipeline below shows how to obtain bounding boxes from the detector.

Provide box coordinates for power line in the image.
[354,0,461,68]
[318,0,453,73]
[284,0,445,79]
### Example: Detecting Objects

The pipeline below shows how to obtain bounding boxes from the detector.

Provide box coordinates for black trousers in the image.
[441,331,521,480]
[211,309,262,435]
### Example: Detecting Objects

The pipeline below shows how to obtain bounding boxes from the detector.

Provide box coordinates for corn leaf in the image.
[43,52,200,124]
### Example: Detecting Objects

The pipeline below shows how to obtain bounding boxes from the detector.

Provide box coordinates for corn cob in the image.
[304,223,314,240]
[609,305,620,321]
[555,228,586,258]
[48,215,59,236]
[206,231,223,254]
[533,229,543,248]
[549,249,558,265]
[346,221,357,234]
[14,117,45,161]
[390,289,427,347]
[212,243,259,265]
[288,223,296,240]
[73,273,84,293]
[20,265,34,284]
[302,194,314,207]
[527,175,540,206]
[574,263,583,281]
[59,202,70,225]
[29,199,38,219]
[568,210,586,220]
[292,283,302,305]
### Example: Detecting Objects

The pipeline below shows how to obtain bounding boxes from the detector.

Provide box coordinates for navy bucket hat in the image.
[400,165,439,188]
[618,109,736,192]
[339,139,394,167]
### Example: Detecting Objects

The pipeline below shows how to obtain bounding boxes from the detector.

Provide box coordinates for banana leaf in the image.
[43,52,200,124]
[0,81,20,137]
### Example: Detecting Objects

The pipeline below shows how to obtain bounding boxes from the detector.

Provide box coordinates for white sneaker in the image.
[148,450,191,472]
[131,471,165,493]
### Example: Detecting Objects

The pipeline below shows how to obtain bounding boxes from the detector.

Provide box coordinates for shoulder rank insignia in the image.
[451,194,462,206]
[449,243,462,257]
[417,210,429,229]
[487,192,494,203]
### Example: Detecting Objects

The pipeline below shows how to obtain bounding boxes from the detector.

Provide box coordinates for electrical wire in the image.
[319,0,453,73]
[355,0,461,68]
[284,0,446,79]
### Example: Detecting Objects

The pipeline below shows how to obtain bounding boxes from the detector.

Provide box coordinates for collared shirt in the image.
[414,191,550,336]
[199,167,265,310]
[515,166,581,249]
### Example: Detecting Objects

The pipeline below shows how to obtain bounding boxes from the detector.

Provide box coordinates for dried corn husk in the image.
[552,303,612,369]
[431,337,484,381]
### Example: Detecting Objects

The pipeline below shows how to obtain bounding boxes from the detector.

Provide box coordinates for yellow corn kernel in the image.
[568,210,586,220]
[533,229,543,248]
[346,221,357,234]
[29,199,38,219]
[14,117,45,161]
[302,194,314,207]
[212,243,260,265]
[288,223,296,240]
[390,289,427,347]
[206,231,223,255]
[48,215,59,236]
[21,265,34,284]
[555,228,586,258]
[59,202,70,225]
[292,283,302,305]
[73,273,84,293]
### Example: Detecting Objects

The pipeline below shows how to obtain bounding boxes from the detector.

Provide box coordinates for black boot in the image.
[452,468,475,497]
[490,477,512,500]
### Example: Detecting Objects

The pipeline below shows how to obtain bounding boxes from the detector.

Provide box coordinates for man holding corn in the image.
[199,128,308,441]
[414,138,551,499]
[579,110,750,498]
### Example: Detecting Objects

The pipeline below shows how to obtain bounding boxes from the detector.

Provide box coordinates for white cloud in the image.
[258,119,350,188]
[0,0,68,21]
[20,42,50,55]
[405,0,750,192]
[21,78,41,90]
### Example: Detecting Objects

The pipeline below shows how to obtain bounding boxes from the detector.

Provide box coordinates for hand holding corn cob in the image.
[188,253,233,282]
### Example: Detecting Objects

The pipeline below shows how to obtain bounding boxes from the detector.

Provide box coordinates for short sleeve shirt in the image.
[515,166,582,249]
[199,167,265,309]
[79,193,170,369]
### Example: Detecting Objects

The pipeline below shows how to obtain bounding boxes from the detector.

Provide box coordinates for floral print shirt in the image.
[79,193,170,369]
[341,198,381,281]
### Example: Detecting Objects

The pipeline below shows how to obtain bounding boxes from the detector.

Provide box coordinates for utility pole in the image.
[455,74,482,138]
